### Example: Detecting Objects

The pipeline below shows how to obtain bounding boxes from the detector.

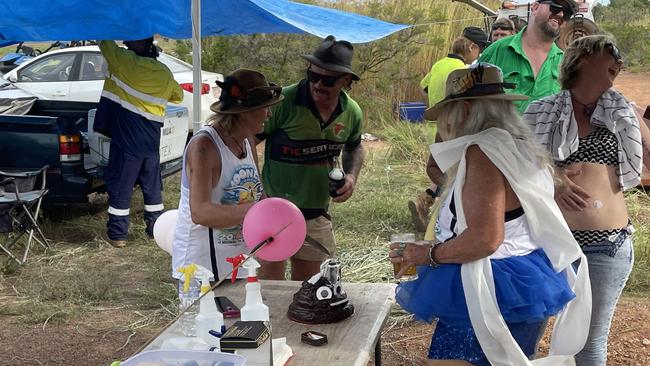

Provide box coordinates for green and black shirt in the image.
[257,80,363,218]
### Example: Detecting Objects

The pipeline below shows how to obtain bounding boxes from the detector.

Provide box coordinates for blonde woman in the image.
[389,64,590,365]
[171,69,282,281]
[524,35,650,366]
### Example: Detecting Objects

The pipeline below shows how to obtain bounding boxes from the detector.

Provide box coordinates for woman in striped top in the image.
[524,35,650,366]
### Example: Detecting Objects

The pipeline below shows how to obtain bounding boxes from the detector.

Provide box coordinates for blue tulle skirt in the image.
[396,249,575,326]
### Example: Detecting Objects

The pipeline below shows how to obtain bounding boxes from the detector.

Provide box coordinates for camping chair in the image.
[0,165,50,264]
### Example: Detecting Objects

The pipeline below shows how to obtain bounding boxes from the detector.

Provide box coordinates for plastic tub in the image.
[118,349,246,366]
[397,102,427,123]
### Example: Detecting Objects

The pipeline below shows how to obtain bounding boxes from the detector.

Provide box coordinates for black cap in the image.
[463,27,490,51]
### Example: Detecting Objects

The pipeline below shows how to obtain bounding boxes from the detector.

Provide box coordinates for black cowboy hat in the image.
[301,35,360,81]
[210,69,284,114]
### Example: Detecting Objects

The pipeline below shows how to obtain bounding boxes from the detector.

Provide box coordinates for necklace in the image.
[214,126,246,159]
[572,97,597,118]
[226,134,246,159]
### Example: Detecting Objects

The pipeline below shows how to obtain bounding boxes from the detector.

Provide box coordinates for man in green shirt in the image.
[256,36,366,281]
[479,0,577,114]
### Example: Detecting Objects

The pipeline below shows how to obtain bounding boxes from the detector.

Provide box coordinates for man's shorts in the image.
[292,215,336,261]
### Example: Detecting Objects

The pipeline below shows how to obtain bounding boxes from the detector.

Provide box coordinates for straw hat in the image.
[211,69,284,114]
[424,63,528,120]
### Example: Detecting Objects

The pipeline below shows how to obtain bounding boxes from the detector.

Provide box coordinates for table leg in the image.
[374,336,382,366]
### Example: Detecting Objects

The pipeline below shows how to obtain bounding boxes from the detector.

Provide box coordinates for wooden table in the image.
[143,280,395,366]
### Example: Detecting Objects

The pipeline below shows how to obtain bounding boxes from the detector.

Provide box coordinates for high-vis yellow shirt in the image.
[99,40,183,123]
[426,54,466,107]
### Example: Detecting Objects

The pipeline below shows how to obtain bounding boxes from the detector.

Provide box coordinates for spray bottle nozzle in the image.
[194,265,215,295]
[177,264,198,293]
[241,254,261,283]
[226,254,246,283]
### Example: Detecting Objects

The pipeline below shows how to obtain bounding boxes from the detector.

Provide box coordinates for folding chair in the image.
[0,165,50,264]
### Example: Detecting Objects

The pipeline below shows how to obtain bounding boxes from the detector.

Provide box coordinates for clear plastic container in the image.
[178,278,200,337]
[119,349,245,366]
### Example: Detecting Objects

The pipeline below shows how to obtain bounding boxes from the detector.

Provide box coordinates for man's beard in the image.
[538,18,561,39]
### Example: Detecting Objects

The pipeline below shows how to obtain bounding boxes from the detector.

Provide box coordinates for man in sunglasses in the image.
[478,0,578,114]
[256,35,366,281]
[490,18,516,42]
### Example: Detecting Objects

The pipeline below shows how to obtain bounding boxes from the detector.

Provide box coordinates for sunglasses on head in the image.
[492,24,513,31]
[307,68,345,87]
[219,83,281,111]
[244,85,282,105]
[605,43,622,62]
[538,1,574,21]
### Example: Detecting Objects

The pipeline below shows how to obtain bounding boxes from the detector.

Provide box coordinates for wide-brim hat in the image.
[424,63,528,120]
[210,68,284,114]
[301,35,360,81]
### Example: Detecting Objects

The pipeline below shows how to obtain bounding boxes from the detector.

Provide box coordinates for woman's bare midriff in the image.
[560,161,629,230]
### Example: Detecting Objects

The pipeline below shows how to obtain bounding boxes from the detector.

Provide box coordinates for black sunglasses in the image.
[218,83,281,111]
[492,24,513,31]
[307,68,345,87]
[605,43,622,62]
[538,1,574,21]
[244,85,282,105]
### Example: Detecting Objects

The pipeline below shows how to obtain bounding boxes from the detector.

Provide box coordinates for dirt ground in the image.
[1,72,649,366]
[615,71,650,107]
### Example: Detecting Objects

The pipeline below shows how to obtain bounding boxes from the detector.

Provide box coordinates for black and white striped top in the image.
[523,89,642,190]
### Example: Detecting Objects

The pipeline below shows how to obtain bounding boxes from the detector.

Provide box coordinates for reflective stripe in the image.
[144,203,164,212]
[102,90,165,123]
[110,74,168,106]
[108,206,130,216]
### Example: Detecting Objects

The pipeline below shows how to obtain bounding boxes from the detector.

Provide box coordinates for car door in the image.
[14,52,76,100]
[67,52,106,102]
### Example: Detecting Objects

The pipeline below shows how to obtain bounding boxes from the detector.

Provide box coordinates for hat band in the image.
[219,87,281,112]
[447,82,516,100]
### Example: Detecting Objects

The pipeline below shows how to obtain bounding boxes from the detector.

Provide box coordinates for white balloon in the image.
[153,209,178,255]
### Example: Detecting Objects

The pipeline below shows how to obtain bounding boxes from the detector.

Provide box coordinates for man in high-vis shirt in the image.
[93,38,183,248]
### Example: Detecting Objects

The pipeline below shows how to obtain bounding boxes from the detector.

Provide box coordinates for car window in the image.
[158,53,192,73]
[79,53,107,81]
[18,53,76,82]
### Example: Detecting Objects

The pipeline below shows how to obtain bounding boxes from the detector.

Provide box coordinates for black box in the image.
[219,321,270,351]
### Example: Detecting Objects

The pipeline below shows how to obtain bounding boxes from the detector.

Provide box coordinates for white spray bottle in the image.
[240,255,269,321]
[194,265,224,348]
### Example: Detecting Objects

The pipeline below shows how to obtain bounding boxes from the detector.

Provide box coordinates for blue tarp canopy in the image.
[0,0,408,43]
[0,0,408,123]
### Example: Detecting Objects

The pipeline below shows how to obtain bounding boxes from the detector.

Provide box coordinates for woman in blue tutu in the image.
[389,64,591,366]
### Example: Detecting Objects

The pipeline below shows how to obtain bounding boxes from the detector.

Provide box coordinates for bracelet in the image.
[428,242,441,269]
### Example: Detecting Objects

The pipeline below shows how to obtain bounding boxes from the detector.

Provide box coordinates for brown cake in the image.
[287,273,354,324]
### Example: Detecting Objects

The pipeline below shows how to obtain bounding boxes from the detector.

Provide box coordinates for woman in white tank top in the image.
[172,69,283,281]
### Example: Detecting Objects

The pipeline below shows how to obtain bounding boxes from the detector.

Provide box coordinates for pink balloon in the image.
[243,198,306,262]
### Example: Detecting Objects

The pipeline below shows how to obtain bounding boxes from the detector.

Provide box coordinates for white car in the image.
[0,45,222,133]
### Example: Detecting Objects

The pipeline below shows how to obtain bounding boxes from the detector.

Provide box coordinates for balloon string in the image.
[134,221,293,355]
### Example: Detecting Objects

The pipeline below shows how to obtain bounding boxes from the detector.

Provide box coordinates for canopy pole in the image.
[191,0,202,133]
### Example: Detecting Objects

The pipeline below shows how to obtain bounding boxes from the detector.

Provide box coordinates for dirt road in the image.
[616,71,650,107]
